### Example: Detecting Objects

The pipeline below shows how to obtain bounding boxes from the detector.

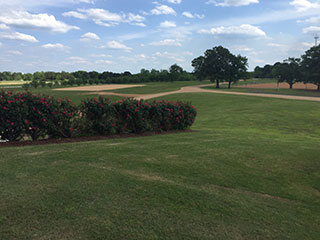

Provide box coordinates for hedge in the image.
[0,91,197,142]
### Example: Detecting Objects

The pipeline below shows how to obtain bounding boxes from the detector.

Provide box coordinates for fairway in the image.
[1,88,320,239]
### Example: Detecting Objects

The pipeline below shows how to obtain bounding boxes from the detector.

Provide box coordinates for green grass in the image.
[0,80,30,86]
[1,86,320,239]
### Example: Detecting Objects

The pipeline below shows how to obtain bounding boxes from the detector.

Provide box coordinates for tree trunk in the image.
[228,81,231,89]
[216,80,220,89]
[289,83,293,89]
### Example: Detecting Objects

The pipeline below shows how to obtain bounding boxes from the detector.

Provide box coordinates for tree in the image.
[301,45,320,91]
[273,58,301,89]
[169,64,184,82]
[192,46,248,88]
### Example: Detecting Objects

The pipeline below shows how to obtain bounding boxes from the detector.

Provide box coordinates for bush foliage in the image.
[0,91,197,141]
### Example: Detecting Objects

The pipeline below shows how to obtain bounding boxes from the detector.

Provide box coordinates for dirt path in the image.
[94,84,320,102]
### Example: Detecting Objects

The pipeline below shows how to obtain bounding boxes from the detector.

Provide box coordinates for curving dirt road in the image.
[93,84,320,102]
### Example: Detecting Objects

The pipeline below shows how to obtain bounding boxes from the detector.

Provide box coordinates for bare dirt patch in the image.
[237,82,317,89]
[54,84,145,91]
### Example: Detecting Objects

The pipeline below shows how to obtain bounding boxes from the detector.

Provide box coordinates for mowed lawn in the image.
[0,91,320,239]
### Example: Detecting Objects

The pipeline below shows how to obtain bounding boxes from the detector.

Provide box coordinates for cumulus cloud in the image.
[206,0,259,7]
[160,21,176,28]
[81,32,100,41]
[303,26,320,34]
[41,43,69,51]
[151,5,176,15]
[95,59,113,64]
[0,24,9,30]
[102,41,132,51]
[0,10,79,33]
[63,8,146,27]
[0,31,38,42]
[90,54,112,58]
[182,12,205,19]
[150,39,182,46]
[61,56,90,65]
[164,0,182,4]
[299,16,320,24]
[154,51,185,62]
[198,24,266,37]
[8,50,22,55]
[290,0,320,12]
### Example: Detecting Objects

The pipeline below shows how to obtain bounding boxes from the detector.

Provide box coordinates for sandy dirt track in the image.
[55,83,320,102]
[92,84,320,102]
[237,82,318,89]
[54,84,145,91]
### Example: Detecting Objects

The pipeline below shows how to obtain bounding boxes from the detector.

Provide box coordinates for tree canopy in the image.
[192,46,248,88]
[301,45,320,90]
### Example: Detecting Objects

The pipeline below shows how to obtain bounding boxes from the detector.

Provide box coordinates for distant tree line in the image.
[254,45,320,90]
[0,64,195,88]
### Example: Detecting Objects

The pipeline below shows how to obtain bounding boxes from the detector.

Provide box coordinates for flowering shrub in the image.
[0,91,197,141]
[0,91,79,141]
[0,91,28,141]
[81,97,197,135]
[80,96,115,135]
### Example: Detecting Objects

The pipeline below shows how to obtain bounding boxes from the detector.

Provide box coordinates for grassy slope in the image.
[1,92,320,239]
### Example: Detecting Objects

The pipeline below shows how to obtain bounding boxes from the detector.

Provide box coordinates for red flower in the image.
[11,122,14,126]
[3,106,7,110]
[25,120,29,124]
[43,119,46,122]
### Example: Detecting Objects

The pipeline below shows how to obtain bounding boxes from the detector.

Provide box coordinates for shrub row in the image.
[0,91,197,141]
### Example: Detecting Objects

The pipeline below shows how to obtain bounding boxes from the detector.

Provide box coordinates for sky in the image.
[0,0,319,73]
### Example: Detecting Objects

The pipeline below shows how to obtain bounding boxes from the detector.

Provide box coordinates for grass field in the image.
[0,80,30,87]
[1,83,320,239]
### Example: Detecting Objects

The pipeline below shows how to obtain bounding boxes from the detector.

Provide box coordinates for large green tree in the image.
[301,45,320,90]
[273,58,302,89]
[192,46,248,88]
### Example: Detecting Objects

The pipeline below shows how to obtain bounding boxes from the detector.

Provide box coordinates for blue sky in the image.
[0,0,319,73]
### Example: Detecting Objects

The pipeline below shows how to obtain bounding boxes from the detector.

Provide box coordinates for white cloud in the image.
[0,24,9,30]
[198,24,266,37]
[63,9,146,27]
[90,54,112,58]
[206,0,259,7]
[182,12,205,19]
[182,12,194,18]
[41,43,69,50]
[0,42,2,47]
[160,21,176,28]
[0,31,38,42]
[81,32,100,41]
[154,51,185,62]
[233,45,253,51]
[150,39,182,46]
[62,11,87,19]
[164,0,182,4]
[8,50,22,55]
[95,59,113,64]
[61,56,90,65]
[0,10,79,33]
[103,41,132,51]
[290,0,320,12]
[301,42,314,48]
[299,16,320,24]
[151,5,176,15]
[267,43,285,48]
[303,26,320,34]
